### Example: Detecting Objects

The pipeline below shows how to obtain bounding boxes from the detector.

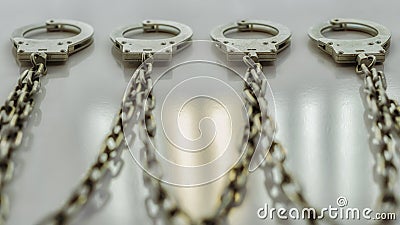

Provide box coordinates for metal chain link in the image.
[37,55,170,225]
[357,53,399,213]
[243,56,325,225]
[36,62,152,225]
[38,112,125,225]
[136,60,196,225]
[37,61,154,225]
[0,52,47,225]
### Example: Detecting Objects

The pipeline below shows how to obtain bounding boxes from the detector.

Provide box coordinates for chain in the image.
[37,52,400,225]
[357,53,399,213]
[36,53,260,225]
[136,60,196,225]
[134,55,268,225]
[36,61,153,225]
[0,52,47,225]
[243,56,327,225]
[37,61,154,225]
[38,112,125,225]
[138,55,317,225]
[126,61,193,225]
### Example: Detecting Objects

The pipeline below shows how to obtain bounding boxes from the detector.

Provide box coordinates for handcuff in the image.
[12,19,93,62]
[110,20,192,61]
[309,18,399,212]
[0,19,93,225]
[210,19,291,61]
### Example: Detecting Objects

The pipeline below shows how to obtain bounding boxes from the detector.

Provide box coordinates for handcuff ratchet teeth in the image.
[308,18,391,63]
[110,20,193,61]
[210,19,291,61]
[11,19,94,62]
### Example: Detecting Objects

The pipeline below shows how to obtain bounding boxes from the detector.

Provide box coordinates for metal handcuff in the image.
[309,18,399,213]
[210,19,291,61]
[0,19,93,225]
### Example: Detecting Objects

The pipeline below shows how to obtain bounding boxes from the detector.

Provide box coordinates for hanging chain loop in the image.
[139,55,335,225]
[36,60,155,225]
[357,53,399,212]
[0,52,47,225]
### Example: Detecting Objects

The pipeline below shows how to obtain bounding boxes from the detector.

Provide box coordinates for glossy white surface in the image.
[1,0,400,224]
